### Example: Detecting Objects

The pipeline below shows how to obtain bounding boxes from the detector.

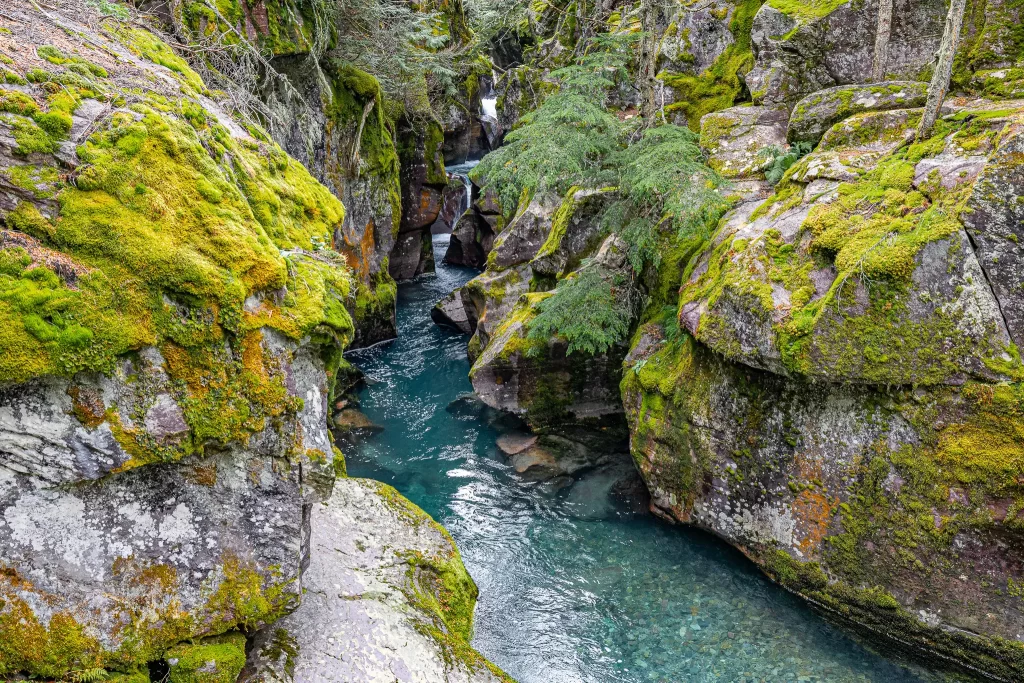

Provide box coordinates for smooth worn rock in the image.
[489,192,561,269]
[787,82,928,146]
[243,478,510,683]
[333,408,384,433]
[700,105,789,179]
[431,289,475,334]
[389,228,435,281]
[444,210,495,269]
[495,431,538,455]
[623,326,1024,681]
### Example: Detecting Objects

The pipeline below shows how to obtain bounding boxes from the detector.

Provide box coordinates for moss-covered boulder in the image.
[470,234,636,428]
[787,82,928,146]
[0,2,357,677]
[680,103,1023,386]
[243,478,512,683]
[699,104,788,179]
[167,632,247,683]
[747,0,1024,108]
[961,109,1024,347]
[657,0,764,130]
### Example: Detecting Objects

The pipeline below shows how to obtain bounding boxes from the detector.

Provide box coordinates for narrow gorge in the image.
[0,0,1022,681]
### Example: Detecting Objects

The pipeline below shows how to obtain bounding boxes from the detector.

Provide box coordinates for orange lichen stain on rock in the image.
[790,451,839,556]
[67,384,106,428]
[792,489,836,555]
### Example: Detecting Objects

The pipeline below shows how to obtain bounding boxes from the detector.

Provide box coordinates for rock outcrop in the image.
[243,478,510,683]
[0,4,506,680]
[437,183,637,430]
[621,98,1024,679]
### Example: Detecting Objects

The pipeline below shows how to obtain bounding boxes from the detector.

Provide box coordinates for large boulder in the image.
[746,0,1024,107]
[444,179,504,269]
[470,235,637,428]
[445,210,496,269]
[243,479,510,683]
[787,82,928,145]
[431,288,475,334]
[961,110,1024,347]
[746,0,943,107]
[679,104,1022,386]
[699,105,789,179]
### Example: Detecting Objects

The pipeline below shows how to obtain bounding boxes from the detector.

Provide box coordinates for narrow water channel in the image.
[343,235,933,683]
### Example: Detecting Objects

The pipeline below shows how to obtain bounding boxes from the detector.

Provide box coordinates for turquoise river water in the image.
[343,234,935,683]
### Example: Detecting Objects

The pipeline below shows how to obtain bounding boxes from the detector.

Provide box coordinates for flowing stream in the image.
[344,235,934,683]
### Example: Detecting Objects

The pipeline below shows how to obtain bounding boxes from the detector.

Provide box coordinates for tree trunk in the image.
[637,0,659,125]
[871,0,893,81]
[917,0,967,139]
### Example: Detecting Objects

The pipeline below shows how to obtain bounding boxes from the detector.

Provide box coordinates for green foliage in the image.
[603,125,729,271]
[527,266,632,355]
[758,141,813,185]
[68,668,110,683]
[473,33,638,214]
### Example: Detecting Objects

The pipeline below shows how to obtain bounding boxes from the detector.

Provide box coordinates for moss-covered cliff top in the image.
[0,1,356,386]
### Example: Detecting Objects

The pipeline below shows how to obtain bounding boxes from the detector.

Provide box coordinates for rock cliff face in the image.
[620,97,1024,679]
[0,2,505,680]
[455,0,1024,677]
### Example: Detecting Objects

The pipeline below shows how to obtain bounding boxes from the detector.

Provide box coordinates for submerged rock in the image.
[243,478,510,683]
[332,408,384,434]
[495,430,538,455]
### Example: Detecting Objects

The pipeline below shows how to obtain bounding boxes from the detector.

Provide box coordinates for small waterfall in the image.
[481,96,497,120]
[446,160,479,217]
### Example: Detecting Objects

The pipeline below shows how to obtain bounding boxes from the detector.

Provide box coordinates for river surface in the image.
[344,235,933,683]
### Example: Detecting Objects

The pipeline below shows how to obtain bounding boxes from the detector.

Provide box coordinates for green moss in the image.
[178,0,324,57]
[106,669,151,683]
[534,186,580,261]
[36,45,108,77]
[324,64,402,235]
[108,25,205,93]
[166,632,246,683]
[660,0,763,129]
[766,0,850,21]
[0,599,105,680]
